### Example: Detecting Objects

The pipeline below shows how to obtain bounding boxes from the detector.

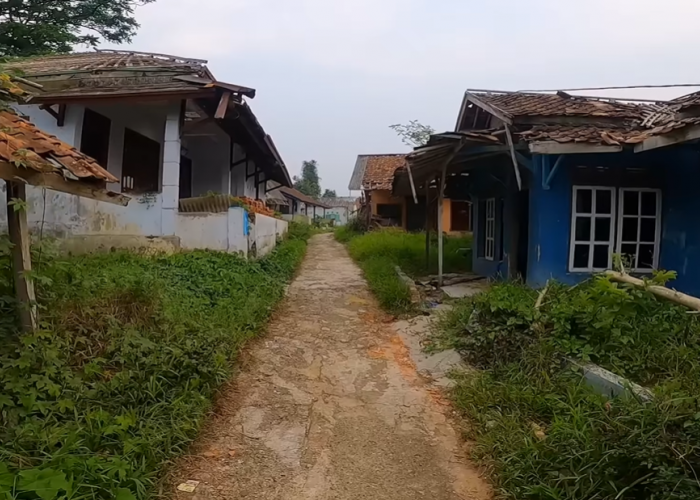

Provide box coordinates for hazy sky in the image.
[101,0,700,194]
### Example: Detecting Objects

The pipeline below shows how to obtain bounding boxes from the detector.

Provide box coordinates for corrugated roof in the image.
[0,109,117,183]
[361,154,406,190]
[470,91,645,120]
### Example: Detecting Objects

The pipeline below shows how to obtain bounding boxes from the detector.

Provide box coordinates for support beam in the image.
[634,124,700,153]
[405,156,418,204]
[0,163,129,206]
[57,104,66,127]
[505,124,523,191]
[214,91,231,120]
[438,164,447,287]
[529,141,622,155]
[425,182,431,271]
[542,155,565,190]
[514,151,533,172]
[6,181,37,332]
[465,92,513,125]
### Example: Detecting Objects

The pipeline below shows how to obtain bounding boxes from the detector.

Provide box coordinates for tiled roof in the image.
[278,187,331,208]
[5,50,207,75]
[361,154,406,190]
[0,109,117,183]
[519,124,650,145]
[471,92,645,120]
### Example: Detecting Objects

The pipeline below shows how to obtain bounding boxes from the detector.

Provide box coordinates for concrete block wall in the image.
[250,213,288,258]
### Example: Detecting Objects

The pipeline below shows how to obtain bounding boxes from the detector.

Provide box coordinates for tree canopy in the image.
[322,189,337,199]
[293,160,322,199]
[389,120,435,147]
[0,0,155,57]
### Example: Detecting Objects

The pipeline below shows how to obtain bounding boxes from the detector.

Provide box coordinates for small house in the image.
[396,90,700,296]
[349,153,471,232]
[1,50,292,256]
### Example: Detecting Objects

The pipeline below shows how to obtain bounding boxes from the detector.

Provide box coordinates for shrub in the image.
[0,236,308,500]
[438,276,700,499]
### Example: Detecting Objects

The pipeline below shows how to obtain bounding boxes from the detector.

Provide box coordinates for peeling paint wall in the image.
[177,212,229,250]
[250,214,287,258]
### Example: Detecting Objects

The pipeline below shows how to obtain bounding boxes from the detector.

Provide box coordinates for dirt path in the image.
[170,233,491,500]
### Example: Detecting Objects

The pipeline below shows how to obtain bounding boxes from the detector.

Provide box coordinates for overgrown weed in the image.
[0,232,309,500]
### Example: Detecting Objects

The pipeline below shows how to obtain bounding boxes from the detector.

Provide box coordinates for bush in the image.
[0,237,308,500]
[335,228,472,314]
[438,276,700,499]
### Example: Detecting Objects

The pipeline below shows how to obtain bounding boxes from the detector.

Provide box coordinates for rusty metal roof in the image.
[469,91,645,120]
[361,154,407,191]
[0,109,118,183]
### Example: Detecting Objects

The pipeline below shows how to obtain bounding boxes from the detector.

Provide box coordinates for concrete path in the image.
[170,234,491,500]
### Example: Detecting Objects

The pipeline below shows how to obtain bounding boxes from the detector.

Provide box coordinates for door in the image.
[450,201,471,231]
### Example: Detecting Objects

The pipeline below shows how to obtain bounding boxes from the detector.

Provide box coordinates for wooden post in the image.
[425,183,431,271]
[438,162,448,287]
[6,181,37,332]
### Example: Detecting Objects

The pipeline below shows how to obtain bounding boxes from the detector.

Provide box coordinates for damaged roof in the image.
[469,91,644,120]
[0,109,117,183]
[277,187,331,208]
[360,154,407,191]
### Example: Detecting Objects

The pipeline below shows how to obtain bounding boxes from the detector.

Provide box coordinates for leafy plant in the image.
[0,232,310,500]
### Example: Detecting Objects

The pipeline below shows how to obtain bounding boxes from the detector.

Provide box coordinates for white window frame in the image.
[484,198,496,261]
[616,188,662,273]
[569,186,616,272]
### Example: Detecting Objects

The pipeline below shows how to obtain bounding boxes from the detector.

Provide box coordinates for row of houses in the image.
[354,88,700,297]
[0,50,351,255]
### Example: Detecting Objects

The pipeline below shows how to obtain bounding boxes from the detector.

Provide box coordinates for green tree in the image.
[322,189,337,198]
[389,120,435,147]
[0,0,155,57]
[293,160,322,199]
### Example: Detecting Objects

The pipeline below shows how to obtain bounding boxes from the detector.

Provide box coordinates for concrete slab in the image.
[442,281,489,299]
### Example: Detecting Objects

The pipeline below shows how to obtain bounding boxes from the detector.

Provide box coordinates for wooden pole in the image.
[6,181,37,332]
[605,271,700,311]
[505,124,523,191]
[425,182,431,271]
[438,162,448,287]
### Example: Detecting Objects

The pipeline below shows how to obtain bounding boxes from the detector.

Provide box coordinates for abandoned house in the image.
[395,89,700,296]
[349,153,472,232]
[0,50,292,256]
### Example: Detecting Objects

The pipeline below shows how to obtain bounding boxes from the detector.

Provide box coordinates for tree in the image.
[389,120,435,147]
[322,189,337,199]
[0,0,155,57]
[293,160,322,199]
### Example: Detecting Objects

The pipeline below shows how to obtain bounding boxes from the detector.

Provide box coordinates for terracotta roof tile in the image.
[472,92,645,120]
[5,51,207,75]
[0,110,117,183]
[278,187,330,208]
[362,154,406,190]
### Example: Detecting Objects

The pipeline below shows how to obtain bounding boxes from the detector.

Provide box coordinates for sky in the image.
[100,0,700,194]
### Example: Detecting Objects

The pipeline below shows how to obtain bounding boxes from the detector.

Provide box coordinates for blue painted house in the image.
[396,90,700,296]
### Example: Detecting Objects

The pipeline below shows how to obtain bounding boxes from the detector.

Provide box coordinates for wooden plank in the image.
[6,181,37,332]
[405,155,418,204]
[634,124,700,153]
[0,163,129,206]
[529,141,622,155]
[465,92,513,125]
[505,125,523,191]
[214,91,231,120]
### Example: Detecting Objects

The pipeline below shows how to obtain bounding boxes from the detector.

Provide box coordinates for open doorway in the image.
[516,190,530,280]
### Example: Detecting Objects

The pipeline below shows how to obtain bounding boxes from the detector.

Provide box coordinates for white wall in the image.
[230,143,257,198]
[176,212,229,250]
[325,206,349,225]
[0,185,164,236]
[250,213,287,257]
[18,104,83,146]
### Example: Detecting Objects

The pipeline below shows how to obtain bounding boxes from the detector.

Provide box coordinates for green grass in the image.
[435,277,700,499]
[0,228,310,500]
[335,226,472,314]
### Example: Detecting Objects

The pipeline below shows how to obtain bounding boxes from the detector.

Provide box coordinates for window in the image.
[569,186,662,273]
[121,128,160,193]
[80,109,111,168]
[484,198,496,261]
[570,187,616,272]
[617,189,661,271]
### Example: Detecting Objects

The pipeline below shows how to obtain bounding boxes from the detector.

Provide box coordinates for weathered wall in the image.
[230,144,257,198]
[325,206,349,225]
[0,186,163,236]
[176,212,229,251]
[227,207,249,257]
[250,213,279,257]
